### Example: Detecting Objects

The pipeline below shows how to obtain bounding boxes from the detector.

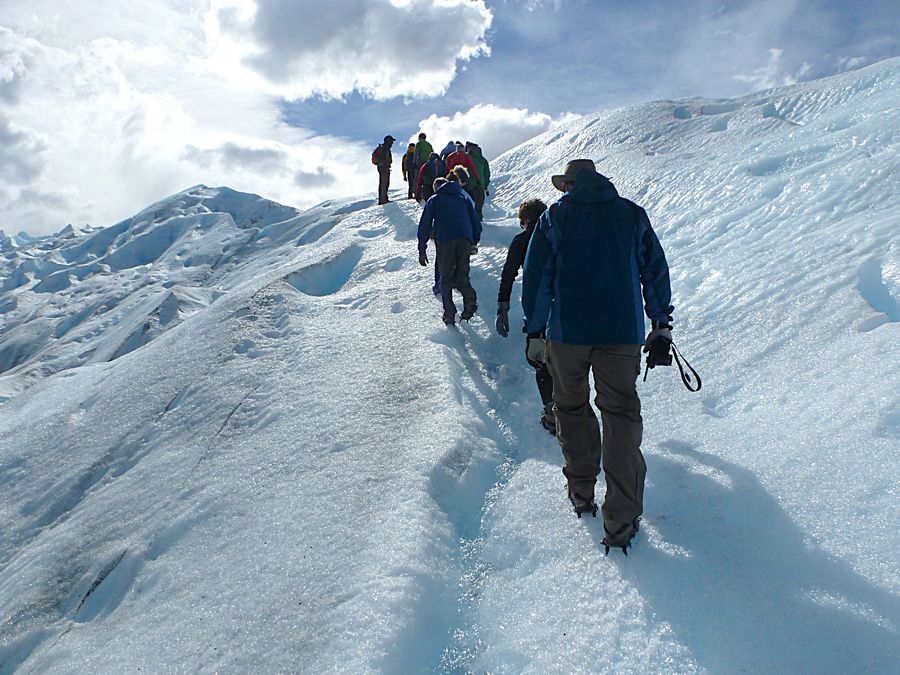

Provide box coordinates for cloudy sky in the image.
[2,0,898,235]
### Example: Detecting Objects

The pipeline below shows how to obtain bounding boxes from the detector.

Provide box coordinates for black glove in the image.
[485,190,489,196]
[495,301,510,337]
[418,253,428,267]
[643,322,672,369]
[470,244,478,256]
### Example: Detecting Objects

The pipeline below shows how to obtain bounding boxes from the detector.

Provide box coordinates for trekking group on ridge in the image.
[372,133,490,217]
[379,131,677,555]
[374,130,492,325]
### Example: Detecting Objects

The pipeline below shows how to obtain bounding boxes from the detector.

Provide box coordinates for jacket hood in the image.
[558,170,619,204]
[436,181,465,197]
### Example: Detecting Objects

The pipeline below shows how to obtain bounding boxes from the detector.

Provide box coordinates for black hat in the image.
[384,135,396,144]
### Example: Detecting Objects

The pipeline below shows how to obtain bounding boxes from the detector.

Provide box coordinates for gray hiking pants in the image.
[377,166,390,204]
[471,185,486,219]
[545,341,645,531]
[435,238,476,320]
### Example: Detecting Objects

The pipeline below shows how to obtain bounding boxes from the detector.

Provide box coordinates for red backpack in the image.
[371,144,382,165]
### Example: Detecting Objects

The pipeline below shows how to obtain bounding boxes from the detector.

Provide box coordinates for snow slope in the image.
[1,58,898,673]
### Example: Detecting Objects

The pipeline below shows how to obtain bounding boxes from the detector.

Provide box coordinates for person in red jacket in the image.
[445,142,480,185]
[416,153,446,202]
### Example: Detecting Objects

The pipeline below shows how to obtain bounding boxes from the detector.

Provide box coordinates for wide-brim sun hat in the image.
[551,158,596,191]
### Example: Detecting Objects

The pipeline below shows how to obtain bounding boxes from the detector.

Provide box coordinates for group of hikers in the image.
[402,147,676,555]
[371,133,490,217]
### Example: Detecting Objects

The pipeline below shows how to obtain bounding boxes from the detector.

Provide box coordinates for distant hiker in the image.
[415,133,434,166]
[415,153,446,202]
[496,199,555,434]
[373,135,395,205]
[402,143,417,199]
[464,142,491,219]
[439,141,457,161]
[446,142,480,190]
[521,159,674,554]
[418,170,481,325]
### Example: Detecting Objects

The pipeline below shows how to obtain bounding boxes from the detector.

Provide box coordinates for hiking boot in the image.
[442,313,456,326]
[540,402,556,435]
[567,488,597,519]
[460,303,477,321]
[602,518,641,556]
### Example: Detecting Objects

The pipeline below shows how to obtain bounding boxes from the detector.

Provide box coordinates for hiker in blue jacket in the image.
[521,159,674,553]
[418,167,482,325]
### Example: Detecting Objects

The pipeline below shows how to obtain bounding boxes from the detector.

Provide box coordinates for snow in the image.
[1,58,899,673]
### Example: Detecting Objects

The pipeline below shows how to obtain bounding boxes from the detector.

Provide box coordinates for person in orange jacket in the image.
[401,143,417,199]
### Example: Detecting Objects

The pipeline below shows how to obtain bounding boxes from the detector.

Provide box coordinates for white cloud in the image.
[839,56,869,71]
[0,1,581,235]
[515,0,567,10]
[0,116,46,185]
[204,0,493,100]
[733,48,804,90]
[0,5,418,235]
[416,104,577,160]
[294,167,337,189]
[654,0,833,98]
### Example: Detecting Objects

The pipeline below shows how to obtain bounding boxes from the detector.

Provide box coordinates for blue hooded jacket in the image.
[417,182,482,254]
[521,170,673,345]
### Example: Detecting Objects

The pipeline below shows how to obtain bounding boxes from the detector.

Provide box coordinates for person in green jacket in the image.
[465,142,490,218]
[414,132,434,166]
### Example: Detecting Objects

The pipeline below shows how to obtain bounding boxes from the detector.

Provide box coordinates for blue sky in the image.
[283,0,900,142]
[1,0,898,234]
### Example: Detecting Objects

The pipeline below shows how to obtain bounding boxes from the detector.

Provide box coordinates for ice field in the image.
[1,58,898,673]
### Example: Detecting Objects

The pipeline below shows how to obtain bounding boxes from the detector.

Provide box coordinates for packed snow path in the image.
[2,59,899,673]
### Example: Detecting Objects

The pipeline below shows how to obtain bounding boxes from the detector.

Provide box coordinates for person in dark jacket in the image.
[428,177,448,295]
[417,171,482,325]
[401,143,417,199]
[374,135,395,205]
[496,199,555,434]
[416,153,446,202]
[439,141,457,161]
[521,159,674,552]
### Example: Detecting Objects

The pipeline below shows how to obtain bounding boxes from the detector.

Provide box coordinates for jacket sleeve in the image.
[522,210,555,333]
[497,231,528,303]
[637,208,674,325]
[401,155,408,178]
[482,158,490,191]
[417,201,434,255]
